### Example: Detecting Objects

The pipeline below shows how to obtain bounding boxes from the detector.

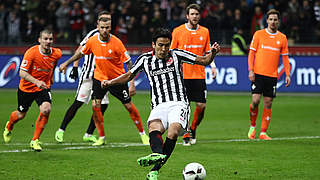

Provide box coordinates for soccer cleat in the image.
[146,171,158,180]
[55,130,64,143]
[182,133,191,146]
[140,133,150,145]
[92,137,105,146]
[137,153,167,167]
[190,138,197,145]
[3,121,12,143]
[83,135,97,143]
[248,126,256,139]
[30,139,42,152]
[259,133,272,140]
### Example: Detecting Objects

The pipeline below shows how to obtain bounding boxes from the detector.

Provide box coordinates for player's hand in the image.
[129,82,136,97]
[248,70,255,82]
[211,42,220,55]
[101,80,111,89]
[36,80,48,89]
[59,62,68,74]
[69,67,79,80]
[211,67,217,79]
[285,76,291,87]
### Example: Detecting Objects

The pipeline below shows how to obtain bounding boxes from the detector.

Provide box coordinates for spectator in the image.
[55,0,71,43]
[250,5,264,35]
[69,1,85,44]
[0,3,7,43]
[7,11,21,44]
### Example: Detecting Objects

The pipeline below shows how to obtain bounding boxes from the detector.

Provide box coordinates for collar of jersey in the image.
[184,23,199,31]
[98,33,111,43]
[265,28,278,35]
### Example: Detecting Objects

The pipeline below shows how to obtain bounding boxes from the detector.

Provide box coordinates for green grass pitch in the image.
[0,89,319,179]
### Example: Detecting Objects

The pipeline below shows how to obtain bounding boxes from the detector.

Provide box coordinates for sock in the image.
[151,137,177,171]
[190,106,205,131]
[92,106,105,137]
[32,112,49,140]
[249,104,258,127]
[7,111,19,131]
[86,104,108,135]
[60,100,83,130]
[127,103,144,133]
[261,108,272,133]
[149,131,163,154]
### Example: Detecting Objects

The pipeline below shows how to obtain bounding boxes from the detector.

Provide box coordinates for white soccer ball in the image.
[182,162,206,180]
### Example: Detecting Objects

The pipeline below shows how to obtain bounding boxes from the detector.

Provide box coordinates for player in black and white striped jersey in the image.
[55,12,111,143]
[101,28,220,179]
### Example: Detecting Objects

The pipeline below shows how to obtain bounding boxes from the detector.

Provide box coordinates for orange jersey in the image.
[249,29,290,78]
[19,45,62,92]
[170,24,211,79]
[81,34,130,81]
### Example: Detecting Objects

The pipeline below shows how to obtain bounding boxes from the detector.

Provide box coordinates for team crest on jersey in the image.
[108,49,112,54]
[166,57,173,66]
[200,36,203,41]
[277,41,280,45]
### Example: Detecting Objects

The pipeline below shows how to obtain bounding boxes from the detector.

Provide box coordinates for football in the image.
[182,162,206,180]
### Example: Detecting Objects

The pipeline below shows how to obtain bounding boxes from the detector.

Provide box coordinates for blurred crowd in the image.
[0,0,319,46]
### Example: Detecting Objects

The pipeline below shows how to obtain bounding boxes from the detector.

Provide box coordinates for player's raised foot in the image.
[137,153,167,167]
[140,133,150,145]
[248,126,256,139]
[83,135,97,143]
[55,130,64,143]
[190,138,197,145]
[92,137,105,146]
[30,139,42,152]
[259,132,272,140]
[3,121,12,143]
[146,171,159,180]
[182,132,191,146]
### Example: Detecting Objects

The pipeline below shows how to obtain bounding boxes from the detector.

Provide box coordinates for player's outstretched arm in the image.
[19,70,48,89]
[59,49,83,74]
[101,71,136,89]
[195,42,220,66]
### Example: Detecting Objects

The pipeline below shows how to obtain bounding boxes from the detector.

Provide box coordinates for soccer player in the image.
[59,12,149,146]
[247,9,291,140]
[101,28,220,180]
[3,29,62,151]
[55,11,111,143]
[170,4,217,145]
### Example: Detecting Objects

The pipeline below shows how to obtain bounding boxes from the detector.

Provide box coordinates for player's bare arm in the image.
[101,71,136,89]
[194,42,220,66]
[125,60,136,96]
[59,49,83,74]
[19,69,48,89]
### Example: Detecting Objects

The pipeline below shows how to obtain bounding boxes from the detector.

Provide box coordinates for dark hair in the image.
[186,4,201,14]
[98,10,111,21]
[266,9,280,19]
[39,29,53,38]
[152,28,172,43]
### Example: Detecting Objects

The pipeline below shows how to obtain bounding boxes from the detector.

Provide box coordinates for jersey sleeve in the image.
[249,32,259,52]
[281,35,289,56]
[204,30,211,54]
[117,40,131,63]
[170,29,178,49]
[130,54,145,74]
[173,49,197,64]
[20,48,34,72]
[81,39,92,55]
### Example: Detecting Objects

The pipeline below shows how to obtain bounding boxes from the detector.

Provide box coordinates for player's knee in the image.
[124,102,132,111]
[40,103,51,115]
[196,103,206,110]
[17,111,26,120]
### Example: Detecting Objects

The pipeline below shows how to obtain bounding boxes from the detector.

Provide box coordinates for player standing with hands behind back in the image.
[3,29,62,151]
[170,4,217,145]
[247,9,291,140]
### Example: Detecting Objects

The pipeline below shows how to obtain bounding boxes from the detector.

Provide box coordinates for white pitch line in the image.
[1,136,319,153]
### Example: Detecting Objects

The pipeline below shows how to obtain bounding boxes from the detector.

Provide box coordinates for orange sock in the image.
[190,106,205,131]
[92,107,105,137]
[249,104,259,127]
[261,108,272,133]
[7,111,19,131]
[127,103,144,133]
[32,112,48,140]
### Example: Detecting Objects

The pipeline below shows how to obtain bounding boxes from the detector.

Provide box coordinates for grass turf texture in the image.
[0,89,319,179]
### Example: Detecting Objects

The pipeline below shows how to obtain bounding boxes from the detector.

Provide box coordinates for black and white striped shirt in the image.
[79,29,98,80]
[130,49,197,109]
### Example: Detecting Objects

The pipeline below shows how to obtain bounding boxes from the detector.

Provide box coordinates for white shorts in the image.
[76,79,109,104]
[147,101,190,134]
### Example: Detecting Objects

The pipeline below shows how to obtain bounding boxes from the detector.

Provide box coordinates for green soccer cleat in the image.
[146,171,158,180]
[3,121,12,143]
[30,139,42,152]
[140,133,150,145]
[137,153,167,167]
[92,137,105,146]
[83,135,97,143]
[248,126,256,139]
[55,130,64,143]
